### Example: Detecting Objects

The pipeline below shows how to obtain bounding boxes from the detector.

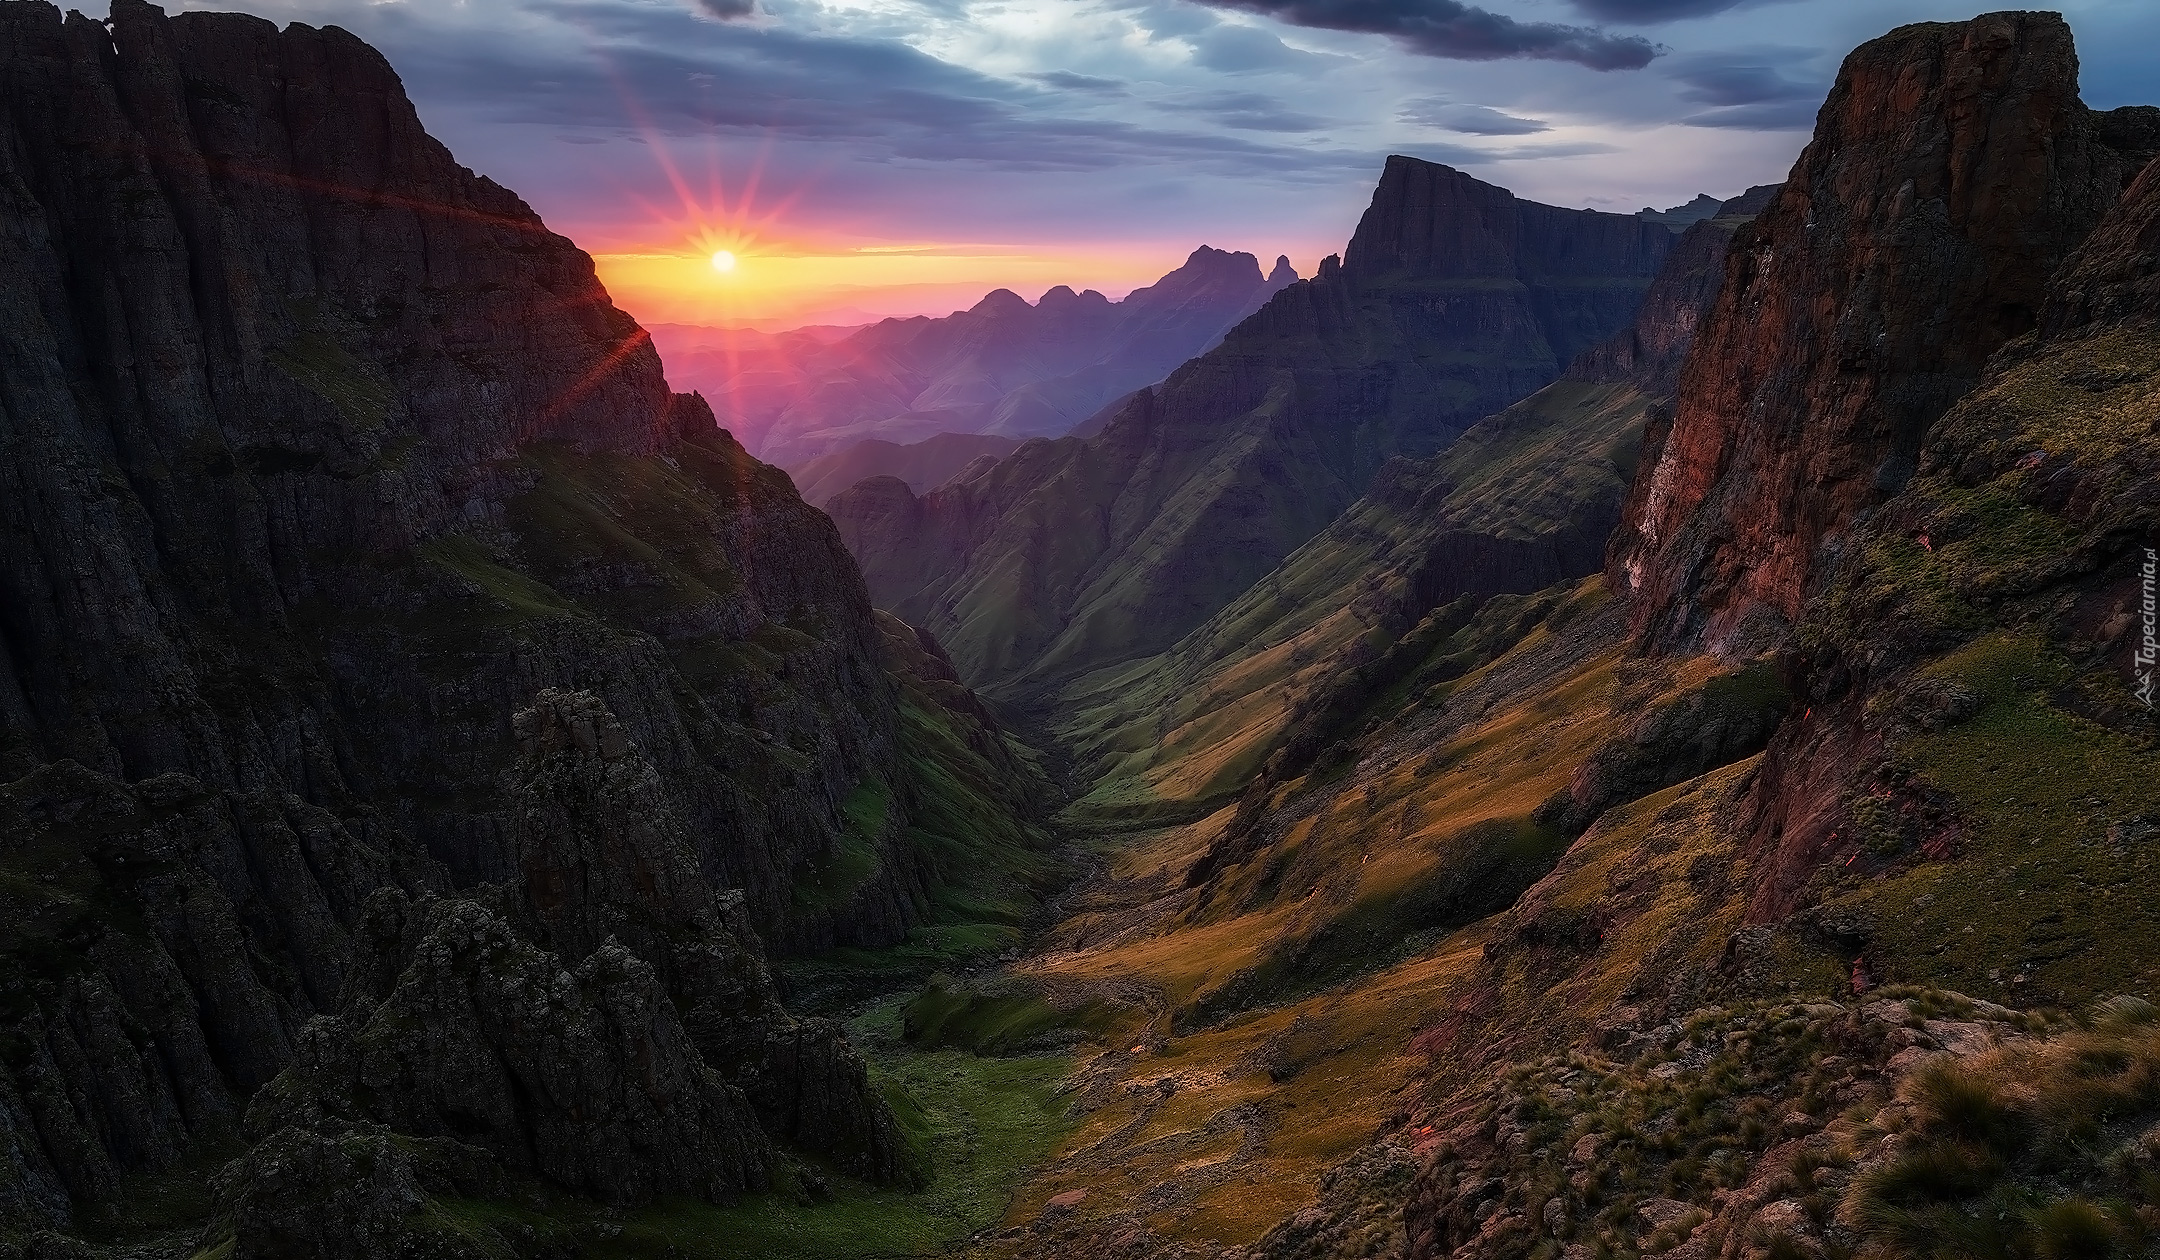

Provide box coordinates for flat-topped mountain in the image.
[829,156,1678,695]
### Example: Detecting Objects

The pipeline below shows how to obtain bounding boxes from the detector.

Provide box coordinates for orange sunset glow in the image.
[591,233,1210,328]
[569,127,1235,328]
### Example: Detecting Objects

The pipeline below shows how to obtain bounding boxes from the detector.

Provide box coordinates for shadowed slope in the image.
[1050,197,1765,827]
[832,157,1676,697]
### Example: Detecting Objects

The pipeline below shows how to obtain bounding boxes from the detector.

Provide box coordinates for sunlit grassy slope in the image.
[950,319,2157,1260]
[925,580,1794,1255]
[1048,378,1654,829]
[1232,189,2160,1258]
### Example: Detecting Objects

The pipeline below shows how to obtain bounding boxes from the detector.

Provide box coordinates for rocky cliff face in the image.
[1243,17,2160,1258]
[1568,188,1770,397]
[241,693,905,1211]
[0,0,1000,1239]
[0,0,927,950]
[682,245,1298,468]
[832,158,1675,695]
[1737,137,2160,926]
[1608,12,2160,654]
[1106,187,1755,868]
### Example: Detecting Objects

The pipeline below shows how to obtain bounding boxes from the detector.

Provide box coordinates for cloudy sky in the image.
[161,0,2160,327]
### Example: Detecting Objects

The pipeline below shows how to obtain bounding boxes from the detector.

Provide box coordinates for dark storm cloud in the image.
[693,0,756,19]
[1400,98,1551,135]
[1662,49,1819,104]
[1183,0,1659,71]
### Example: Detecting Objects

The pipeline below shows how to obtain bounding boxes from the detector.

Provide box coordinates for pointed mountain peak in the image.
[969,288,1030,317]
[1268,255,1297,286]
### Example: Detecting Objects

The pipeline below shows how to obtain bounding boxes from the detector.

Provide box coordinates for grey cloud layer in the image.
[1183,0,1659,70]
[1400,98,1552,134]
[394,1,1374,176]
[1567,0,1748,21]
[1660,48,1824,128]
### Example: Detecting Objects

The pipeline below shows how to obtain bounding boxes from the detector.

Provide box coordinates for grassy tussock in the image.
[1848,997,2160,1259]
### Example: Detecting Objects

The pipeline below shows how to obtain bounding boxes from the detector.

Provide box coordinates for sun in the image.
[710,249,737,273]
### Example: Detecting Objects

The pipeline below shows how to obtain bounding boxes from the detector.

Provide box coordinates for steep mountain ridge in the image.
[671,246,1297,468]
[8,3,2158,1258]
[0,0,1046,1242]
[1048,192,1768,827]
[1165,14,2160,1260]
[831,157,1677,696]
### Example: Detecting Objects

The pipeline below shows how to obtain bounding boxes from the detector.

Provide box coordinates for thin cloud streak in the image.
[1184,0,1660,69]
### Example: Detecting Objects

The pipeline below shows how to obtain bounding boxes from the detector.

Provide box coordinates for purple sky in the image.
[156,0,2160,326]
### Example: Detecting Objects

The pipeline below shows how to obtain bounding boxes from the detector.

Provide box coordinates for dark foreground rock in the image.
[0,0,995,1242]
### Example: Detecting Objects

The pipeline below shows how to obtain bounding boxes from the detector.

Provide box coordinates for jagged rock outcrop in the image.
[833,157,1675,695]
[1609,11,2160,654]
[220,688,913,1246]
[679,246,1298,467]
[0,759,442,1225]
[246,896,774,1206]
[500,690,907,1182]
[210,1121,513,1260]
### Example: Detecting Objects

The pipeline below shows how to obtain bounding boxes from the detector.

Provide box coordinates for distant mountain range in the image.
[655,247,1298,470]
[828,156,1682,695]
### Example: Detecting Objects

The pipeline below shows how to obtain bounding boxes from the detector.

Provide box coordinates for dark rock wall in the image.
[0,0,938,942]
[1607,12,2159,654]
[0,0,948,1233]
[1566,188,1768,397]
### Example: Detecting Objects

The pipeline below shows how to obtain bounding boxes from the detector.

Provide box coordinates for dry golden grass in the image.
[968,619,1772,1252]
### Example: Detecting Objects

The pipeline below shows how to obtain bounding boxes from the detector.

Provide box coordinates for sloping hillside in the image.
[831,157,1677,696]
[1051,198,1764,828]
[792,432,1023,508]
